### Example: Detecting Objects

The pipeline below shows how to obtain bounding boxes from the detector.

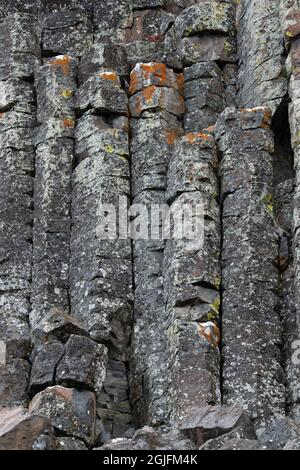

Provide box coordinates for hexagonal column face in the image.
[0,13,40,408]
[164,132,222,426]
[216,108,285,430]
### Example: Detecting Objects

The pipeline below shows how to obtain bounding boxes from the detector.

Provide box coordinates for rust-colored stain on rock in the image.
[49,56,71,76]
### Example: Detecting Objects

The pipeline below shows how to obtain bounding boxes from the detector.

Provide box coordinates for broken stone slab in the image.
[29,340,65,394]
[56,334,108,392]
[0,407,56,450]
[184,61,224,82]
[129,63,184,95]
[31,307,90,343]
[97,426,196,450]
[129,86,185,117]
[29,385,96,446]
[76,73,128,115]
[172,2,236,39]
[180,405,255,447]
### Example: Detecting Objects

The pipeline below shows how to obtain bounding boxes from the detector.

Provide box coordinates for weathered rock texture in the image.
[0,0,300,452]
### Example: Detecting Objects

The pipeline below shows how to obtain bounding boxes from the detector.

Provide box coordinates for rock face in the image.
[0,0,300,452]
[0,407,56,450]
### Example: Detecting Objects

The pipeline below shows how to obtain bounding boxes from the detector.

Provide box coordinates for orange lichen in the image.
[164,129,180,145]
[176,73,185,94]
[50,56,71,76]
[62,117,75,128]
[203,125,215,134]
[134,95,143,116]
[141,63,167,86]
[0,112,5,119]
[129,70,138,95]
[142,85,156,103]
[183,132,213,144]
[198,322,220,348]
[240,107,272,129]
[99,72,118,81]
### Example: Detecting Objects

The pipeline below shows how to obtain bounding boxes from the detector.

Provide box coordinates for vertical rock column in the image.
[164,132,222,425]
[71,72,133,444]
[236,0,287,113]
[215,107,285,429]
[0,13,40,406]
[286,34,300,421]
[128,63,184,427]
[31,56,77,332]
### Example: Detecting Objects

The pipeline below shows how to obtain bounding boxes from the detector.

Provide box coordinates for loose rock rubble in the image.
[0,0,300,452]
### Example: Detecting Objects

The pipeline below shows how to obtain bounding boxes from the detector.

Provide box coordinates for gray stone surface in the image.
[29,385,96,446]
[216,108,285,429]
[97,425,196,450]
[180,405,255,447]
[0,0,299,452]
[0,407,56,451]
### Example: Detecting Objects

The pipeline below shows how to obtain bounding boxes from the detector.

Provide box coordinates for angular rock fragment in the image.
[32,307,89,343]
[165,1,236,66]
[29,340,65,394]
[39,0,93,57]
[129,85,185,117]
[29,386,96,445]
[56,335,107,391]
[183,62,225,132]
[180,405,255,447]
[97,426,196,450]
[78,44,129,85]
[0,407,56,451]
[76,73,128,115]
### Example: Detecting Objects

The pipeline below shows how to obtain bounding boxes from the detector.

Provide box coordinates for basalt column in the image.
[129,63,184,427]
[164,132,221,426]
[30,56,77,334]
[216,108,285,429]
[0,13,40,406]
[70,72,134,444]
[286,32,300,421]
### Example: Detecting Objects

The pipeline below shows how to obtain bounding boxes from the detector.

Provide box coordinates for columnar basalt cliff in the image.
[1,0,300,451]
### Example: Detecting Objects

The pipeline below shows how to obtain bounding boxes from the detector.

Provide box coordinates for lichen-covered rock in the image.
[29,386,96,445]
[76,73,128,115]
[0,13,40,81]
[237,0,287,113]
[97,426,196,450]
[180,405,255,447]
[257,416,300,449]
[56,335,108,391]
[56,436,88,450]
[0,407,56,450]
[29,340,65,394]
[216,108,285,429]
